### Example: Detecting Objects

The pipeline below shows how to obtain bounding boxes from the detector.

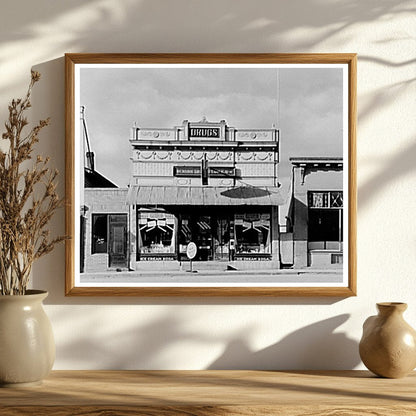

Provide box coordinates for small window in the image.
[330,191,343,208]
[92,214,108,254]
[308,191,343,209]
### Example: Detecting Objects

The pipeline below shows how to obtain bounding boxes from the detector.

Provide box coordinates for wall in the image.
[0,0,415,370]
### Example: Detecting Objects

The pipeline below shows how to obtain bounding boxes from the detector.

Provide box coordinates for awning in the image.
[126,185,286,206]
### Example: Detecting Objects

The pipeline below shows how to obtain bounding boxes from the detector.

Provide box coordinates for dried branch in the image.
[0,70,66,295]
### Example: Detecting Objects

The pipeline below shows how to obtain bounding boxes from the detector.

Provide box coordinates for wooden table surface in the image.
[1,370,415,415]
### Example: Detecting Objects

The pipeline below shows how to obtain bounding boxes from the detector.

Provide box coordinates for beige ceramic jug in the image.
[359,302,416,378]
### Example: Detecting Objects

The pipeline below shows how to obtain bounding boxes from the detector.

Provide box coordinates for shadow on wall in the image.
[54,311,216,369]
[53,307,359,370]
[358,137,416,210]
[30,56,67,300]
[208,314,360,370]
[1,1,413,52]
[0,0,414,98]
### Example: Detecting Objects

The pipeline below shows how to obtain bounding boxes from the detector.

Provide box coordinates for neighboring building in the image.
[80,105,131,273]
[81,153,123,273]
[284,157,344,268]
[83,188,130,273]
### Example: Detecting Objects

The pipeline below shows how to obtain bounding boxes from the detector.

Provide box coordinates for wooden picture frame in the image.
[65,53,356,296]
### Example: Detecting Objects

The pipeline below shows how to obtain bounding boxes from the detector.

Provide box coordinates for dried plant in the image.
[0,71,65,295]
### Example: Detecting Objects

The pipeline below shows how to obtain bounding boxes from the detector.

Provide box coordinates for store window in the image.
[234,213,271,254]
[92,214,108,254]
[138,211,176,255]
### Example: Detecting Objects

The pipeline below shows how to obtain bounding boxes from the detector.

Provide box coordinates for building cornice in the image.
[130,140,279,151]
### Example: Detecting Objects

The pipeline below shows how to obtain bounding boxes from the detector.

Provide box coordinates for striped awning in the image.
[126,185,285,206]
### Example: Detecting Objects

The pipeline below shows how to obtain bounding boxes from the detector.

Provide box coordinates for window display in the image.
[138,211,176,255]
[235,213,271,255]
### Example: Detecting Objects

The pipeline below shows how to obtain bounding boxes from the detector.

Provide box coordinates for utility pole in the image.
[81,106,95,171]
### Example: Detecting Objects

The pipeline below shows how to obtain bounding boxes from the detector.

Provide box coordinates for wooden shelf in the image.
[1,370,415,415]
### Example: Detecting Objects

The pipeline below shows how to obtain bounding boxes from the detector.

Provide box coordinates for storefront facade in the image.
[126,118,284,271]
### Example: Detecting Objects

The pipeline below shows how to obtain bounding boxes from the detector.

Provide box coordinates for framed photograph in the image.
[65,53,356,296]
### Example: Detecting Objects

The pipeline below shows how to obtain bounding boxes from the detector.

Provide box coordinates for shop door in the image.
[195,215,213,261]
[109,214,128,268]
[179,214,234,261]
[213,217,232,261]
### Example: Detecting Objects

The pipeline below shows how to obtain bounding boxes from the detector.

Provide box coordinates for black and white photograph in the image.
[65,54,356,296]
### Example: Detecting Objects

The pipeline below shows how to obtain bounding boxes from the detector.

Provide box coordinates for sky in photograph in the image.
[80,65,344,194]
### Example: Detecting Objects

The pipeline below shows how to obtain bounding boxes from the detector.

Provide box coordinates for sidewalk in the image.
[80,267,343,284]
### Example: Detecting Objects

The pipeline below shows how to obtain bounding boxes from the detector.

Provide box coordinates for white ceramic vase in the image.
[0,290,55,387]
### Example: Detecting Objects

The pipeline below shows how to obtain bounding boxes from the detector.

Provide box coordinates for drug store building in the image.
[84,118,285,273]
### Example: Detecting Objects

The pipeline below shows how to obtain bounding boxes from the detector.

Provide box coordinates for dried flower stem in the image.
[0,71,65,295]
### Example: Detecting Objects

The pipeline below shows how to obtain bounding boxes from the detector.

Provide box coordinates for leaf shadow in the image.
[208,314,360,370]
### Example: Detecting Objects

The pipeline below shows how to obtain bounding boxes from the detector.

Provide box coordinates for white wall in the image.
[1,0,415,370]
